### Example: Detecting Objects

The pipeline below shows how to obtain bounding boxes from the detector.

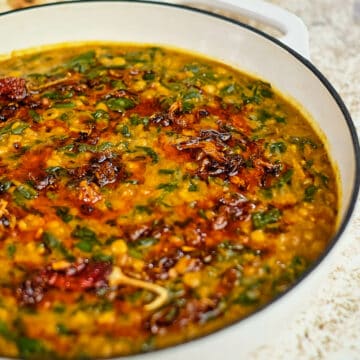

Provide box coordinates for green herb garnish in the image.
[252,208,281,229]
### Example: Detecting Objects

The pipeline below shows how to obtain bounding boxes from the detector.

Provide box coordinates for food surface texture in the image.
[0,44,338,359]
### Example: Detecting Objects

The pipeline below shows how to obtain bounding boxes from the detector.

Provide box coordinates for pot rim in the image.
[1,0,359,357]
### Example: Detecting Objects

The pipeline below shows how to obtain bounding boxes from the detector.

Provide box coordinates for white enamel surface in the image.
[155,0,310,58]
[0,2,357,359]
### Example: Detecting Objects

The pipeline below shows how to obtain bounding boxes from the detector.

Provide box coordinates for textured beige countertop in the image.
[0,0,359,359]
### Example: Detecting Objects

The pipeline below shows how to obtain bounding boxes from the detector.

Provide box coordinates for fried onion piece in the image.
[109,266,169,312]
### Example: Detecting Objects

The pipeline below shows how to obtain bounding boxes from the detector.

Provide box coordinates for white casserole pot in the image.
[0,1,359,359]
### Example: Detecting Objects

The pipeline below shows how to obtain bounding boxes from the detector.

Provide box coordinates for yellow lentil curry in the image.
[0,44,338,359]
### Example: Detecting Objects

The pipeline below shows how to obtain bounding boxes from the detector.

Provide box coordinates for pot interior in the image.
[0,1,358,358]
[0,1,357,222]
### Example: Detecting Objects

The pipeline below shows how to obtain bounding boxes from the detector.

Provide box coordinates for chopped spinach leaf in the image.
[158,169,175,175]
[56,323,71,336]
[183,63,200,73]
[53,101,75,109]
[16,337,47,359]
[45,166,67,177]
[42,232,75,261]
[188,181,198,192]
[129,114,149,126]
[304,185,318,202]
[72,226,99,252]
[54,206,73,223]
[92,109,109,120]
[143,71,155,81]
[42,91,61,100]
[275,169,293,188]
[235,288,260,306]
[67,50,96,73]
[0,122,13,136]
[316,172,329,187]
[261,188,273,199]
[11,122,29,135]
[220,83,240,96]
[110,79,127,89]
[135,205,153,215]
[6,243,16,258]
[257,109,272,123]
[132,237,158,249]
[118,124,131,137]
[252,208,281,229]
[290,136,318,152]
[275,115,286,123]
[198,208,208,220]
[106,97,135,112]
[124,179,139,185]
[0,178,11,194]
[157,182,178,192]
[0,320,15,341]
[269,141,287,154]
[52,304,66,314]
[290,255,308,277]
[304,159,314,169]
[181,100,194,113]
[182,88,201,101]
[260,88,273,98]
[135,146,159,163]
[13,184,38,206]
[92,253,113,262]
[29,109,41,123]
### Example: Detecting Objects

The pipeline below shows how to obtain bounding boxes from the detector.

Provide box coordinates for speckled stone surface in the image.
[0,0,359,359]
